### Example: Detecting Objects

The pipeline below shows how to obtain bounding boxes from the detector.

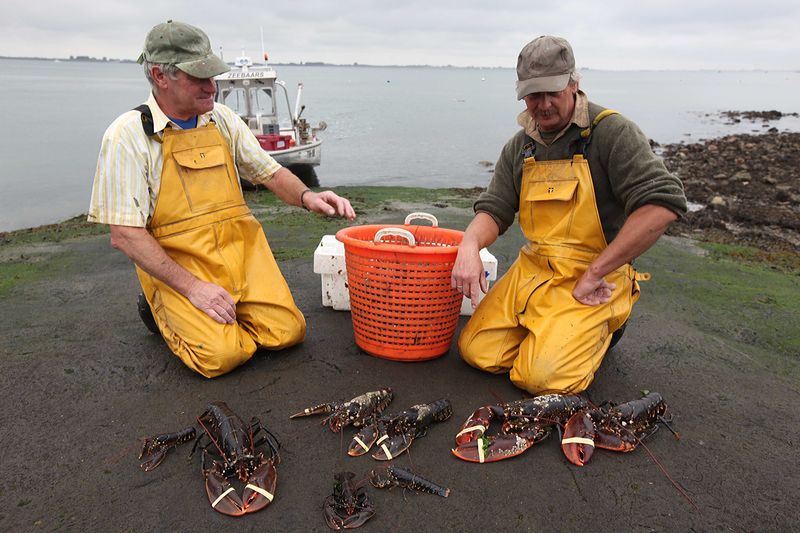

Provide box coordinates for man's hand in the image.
[302,190,356,220]
[110,225,237,324]
[186,279,237,324]
[572,271,616,306]
[451,244,489,309]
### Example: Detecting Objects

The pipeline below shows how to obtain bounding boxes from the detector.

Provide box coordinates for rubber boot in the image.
[609,321,627,350]
[137,293,160,335]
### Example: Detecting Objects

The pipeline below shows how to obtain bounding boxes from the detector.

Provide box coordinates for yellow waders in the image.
[459,125,646,394]
[136,123,306,378]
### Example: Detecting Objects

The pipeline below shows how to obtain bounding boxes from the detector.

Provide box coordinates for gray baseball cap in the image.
[136,20,230,79]
[515,36,575,100]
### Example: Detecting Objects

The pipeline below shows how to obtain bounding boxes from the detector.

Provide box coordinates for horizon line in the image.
[1,55,798,73]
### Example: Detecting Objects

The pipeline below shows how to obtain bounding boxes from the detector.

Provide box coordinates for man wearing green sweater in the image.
[453,36,686,395]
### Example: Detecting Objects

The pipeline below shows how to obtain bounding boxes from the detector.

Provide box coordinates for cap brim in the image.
[515,73,571,100]
[176,54,230,79]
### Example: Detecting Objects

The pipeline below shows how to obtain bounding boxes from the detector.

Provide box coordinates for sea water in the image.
[1,58,798,232]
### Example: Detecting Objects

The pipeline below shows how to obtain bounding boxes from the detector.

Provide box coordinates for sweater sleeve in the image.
[472,132,526,235]
[594,115,687,217]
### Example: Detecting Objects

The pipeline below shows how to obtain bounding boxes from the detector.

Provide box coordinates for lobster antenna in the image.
[633,432,699,512]
[197,415,226,458]
[659,416,681,440]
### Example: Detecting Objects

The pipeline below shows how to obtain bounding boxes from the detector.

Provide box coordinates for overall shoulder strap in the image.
[575,109,620,156]
[134,104,156,137]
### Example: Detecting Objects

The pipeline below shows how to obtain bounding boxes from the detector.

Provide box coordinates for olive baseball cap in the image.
[136,20,230,78]
[515,35,575,100]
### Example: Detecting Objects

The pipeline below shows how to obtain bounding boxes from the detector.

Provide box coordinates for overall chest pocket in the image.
[523,178,579,242]
[172,145,239,213]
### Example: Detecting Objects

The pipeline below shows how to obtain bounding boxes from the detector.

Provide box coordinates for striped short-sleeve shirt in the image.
[88,93,281,227]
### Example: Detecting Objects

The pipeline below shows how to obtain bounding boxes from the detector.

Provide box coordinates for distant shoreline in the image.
[1,55,797,72]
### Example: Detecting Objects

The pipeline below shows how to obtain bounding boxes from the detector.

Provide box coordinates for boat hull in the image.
[267,139,322,167]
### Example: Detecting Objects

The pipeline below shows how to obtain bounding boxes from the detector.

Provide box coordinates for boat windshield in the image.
[218,86,275,118]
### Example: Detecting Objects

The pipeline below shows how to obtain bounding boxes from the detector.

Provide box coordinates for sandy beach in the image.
[0,130,798,530]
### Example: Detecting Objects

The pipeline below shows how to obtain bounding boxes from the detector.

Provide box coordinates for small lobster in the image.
[451,394,589,463]
[138,401,280,516]
[561,391,670,466]
[290,388,394,432]
[323,471,375,530]
[347,399,453,460]
[370,466,450,498]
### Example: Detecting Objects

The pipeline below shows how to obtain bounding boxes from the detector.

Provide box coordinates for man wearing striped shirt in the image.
[88,20,355,378]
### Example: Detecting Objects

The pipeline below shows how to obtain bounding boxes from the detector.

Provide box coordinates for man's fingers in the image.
[221,291,235,306]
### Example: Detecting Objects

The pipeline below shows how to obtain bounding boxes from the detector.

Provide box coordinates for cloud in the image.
[1,0,798,69]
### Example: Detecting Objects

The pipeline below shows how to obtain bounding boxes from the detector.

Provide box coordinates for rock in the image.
[661,130,800,255]
[730,170,752,182]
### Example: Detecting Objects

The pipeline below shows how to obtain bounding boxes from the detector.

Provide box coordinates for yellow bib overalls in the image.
[459,112,645,394]
[137,122,305,378]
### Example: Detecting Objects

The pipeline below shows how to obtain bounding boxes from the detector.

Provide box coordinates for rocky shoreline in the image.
[659,113,800,265]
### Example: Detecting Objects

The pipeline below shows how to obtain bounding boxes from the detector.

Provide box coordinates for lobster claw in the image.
[371,430,413,461]
[323,496,375,530]
[347,422,380,457]
[138,441,171,472]
[203,461,246,517]
[138,426,196,472]
[561,410,597,466]
[241,458,278,514]
[454,406,494,447]
[451,432,539,463]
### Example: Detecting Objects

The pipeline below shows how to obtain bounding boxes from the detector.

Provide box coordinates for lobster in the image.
[370,466,450,497]
[138,401,280,517]
[323,471,375,530]
[561,391,670,466]
[451,394,589,463]
[290,388,394,432]
[347,399,453,460]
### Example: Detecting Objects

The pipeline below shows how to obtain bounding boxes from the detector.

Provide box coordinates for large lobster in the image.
[347,399,452,460]
[561,391,670,466]
[289,388,394,432]
[451,394,589,463]
[138,401,280,516]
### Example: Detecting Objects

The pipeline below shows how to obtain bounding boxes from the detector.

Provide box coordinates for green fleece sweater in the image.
[475,97,687,243]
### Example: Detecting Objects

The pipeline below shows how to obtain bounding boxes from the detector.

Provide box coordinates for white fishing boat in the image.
[215,53,325,185]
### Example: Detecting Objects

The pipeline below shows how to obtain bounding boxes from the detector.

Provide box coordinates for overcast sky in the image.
[3,0,799,70]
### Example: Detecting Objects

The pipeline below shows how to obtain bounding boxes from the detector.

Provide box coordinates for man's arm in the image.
[572,204,677,305]
[109,225,236,324]
[264,167,356,220]
[216,104,356,220]
[451,212,500,308]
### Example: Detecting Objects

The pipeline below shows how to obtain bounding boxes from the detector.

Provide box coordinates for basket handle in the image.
[373,228,416,247]
[404,212,439,227]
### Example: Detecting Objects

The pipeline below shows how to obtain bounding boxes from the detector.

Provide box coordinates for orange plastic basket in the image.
[335,213,464,361]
